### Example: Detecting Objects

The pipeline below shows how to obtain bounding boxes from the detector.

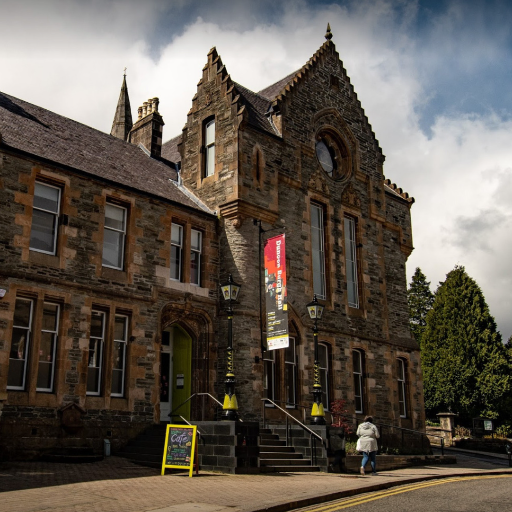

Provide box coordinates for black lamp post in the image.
[307,294,326,425]
[220,274,242,421]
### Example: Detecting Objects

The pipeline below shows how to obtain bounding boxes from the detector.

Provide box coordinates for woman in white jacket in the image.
[356,416,379,475]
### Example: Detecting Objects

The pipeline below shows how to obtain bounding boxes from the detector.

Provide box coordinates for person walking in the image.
[356,415,379,476]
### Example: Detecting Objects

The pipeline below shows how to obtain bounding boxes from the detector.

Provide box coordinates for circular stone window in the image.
[315,132,351,181]
[315,139,335,177]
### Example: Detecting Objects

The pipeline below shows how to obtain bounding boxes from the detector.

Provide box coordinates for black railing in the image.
[262,398,326,465]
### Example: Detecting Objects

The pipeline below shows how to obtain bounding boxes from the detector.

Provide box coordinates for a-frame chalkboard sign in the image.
[161,424,198,477]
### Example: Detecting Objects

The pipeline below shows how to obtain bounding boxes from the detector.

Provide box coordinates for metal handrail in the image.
[261,398,326,466]
[261,398,324,443]
[262,398,310,423]
[168,392,224,421]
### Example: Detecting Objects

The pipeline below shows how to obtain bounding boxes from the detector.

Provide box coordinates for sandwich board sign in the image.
[161,424,198,477]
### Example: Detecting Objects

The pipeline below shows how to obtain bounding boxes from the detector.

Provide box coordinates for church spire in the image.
[110,71,133,141]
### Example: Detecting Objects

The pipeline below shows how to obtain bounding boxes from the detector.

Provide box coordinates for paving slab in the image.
[0,453,510,512]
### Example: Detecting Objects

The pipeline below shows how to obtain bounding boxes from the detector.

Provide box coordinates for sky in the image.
[1,0,512,340]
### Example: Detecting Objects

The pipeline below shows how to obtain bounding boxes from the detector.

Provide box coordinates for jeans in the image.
[361,451,376,473]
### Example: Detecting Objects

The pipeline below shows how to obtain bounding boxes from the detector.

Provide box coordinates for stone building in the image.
[0,28,423,460]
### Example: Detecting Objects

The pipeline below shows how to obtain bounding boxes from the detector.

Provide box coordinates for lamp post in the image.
[220,274,242,421]
[307,294,326,425]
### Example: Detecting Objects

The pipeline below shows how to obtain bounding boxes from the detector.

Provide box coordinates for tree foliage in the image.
[407,267,434,347]
[421,266,511,421]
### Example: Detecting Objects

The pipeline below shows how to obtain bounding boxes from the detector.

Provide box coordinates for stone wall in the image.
[0,148,219,458]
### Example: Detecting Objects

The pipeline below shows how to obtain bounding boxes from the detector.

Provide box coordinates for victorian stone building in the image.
[0,28,424,459]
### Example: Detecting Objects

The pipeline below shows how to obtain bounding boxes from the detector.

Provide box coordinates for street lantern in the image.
[306,294,326,425]
[220,274,242,421]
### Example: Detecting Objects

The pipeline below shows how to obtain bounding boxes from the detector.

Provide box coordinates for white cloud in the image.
[1,0,512,338]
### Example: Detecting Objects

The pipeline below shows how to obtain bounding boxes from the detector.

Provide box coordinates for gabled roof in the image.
[232,82,278,135]
[161,133,182,164]
[257,70,298,101]
[0,91,212,214]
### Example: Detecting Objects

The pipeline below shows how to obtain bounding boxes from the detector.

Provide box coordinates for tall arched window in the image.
[319,342,330,409]
[397,358,407,418]
[204,118,215,178]
[353,349,365,414]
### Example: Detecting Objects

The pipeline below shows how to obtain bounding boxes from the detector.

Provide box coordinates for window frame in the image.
[190,229,202,286]
[311,202,326,299]
[30,181,61,256]
[36,302,60,393]
[344,216,359,308]
[263,343,276,405]
[87,310,106,396]
[284,336,297,408]
[111,314,129,398]
[204,118,215,178]
[7,298,34,391]
[397,358,407,418]
[170,223,184,282]
[102,203,127,270]
[353,349,365,414]
[318,342,330,410]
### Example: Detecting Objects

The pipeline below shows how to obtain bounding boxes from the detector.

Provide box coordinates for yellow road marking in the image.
[302,475,512,512]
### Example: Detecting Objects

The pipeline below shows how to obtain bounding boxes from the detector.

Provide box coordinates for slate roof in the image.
[257,70,299,101]
[0,91,211,213]
[161,133,182,164]
[232,82,278,136]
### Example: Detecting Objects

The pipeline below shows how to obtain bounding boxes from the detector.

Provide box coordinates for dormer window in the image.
[204,118,215,178]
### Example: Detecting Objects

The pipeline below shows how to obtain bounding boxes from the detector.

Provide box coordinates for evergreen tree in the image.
[407,267,434,347]
[421,266,511,421]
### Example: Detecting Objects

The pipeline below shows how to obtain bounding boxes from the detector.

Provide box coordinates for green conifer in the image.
[421,266,510,421]
[407,267,434,347]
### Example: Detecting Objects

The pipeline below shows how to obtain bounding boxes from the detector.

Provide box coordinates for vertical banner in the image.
[264,234,289,350]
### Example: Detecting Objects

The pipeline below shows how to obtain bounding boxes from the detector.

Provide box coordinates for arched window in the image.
[318,342,330,409]
[204,118,215,178]
[353,349,365,414]
[397,358,407,418]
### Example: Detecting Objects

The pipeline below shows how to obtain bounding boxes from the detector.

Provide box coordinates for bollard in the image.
[104,439,111,457]
[506,443,511,468]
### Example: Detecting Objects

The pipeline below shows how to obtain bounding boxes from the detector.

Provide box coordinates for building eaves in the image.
[0,91,211,214]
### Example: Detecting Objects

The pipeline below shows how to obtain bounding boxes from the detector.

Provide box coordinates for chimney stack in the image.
[129,97,164,159]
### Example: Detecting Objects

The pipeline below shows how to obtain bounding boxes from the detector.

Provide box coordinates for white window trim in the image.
[204,119,215,178]
[311,203,326,299]
[190,229,202,286]
[87,311,105,396]
[30,182,61,256]
[170,223,183,282]
[102,203,127,270]
[111,315,128,398]
[353,349,364,414]
[36,302,59,393]
[7,298,33,391]
[344,216,359,308]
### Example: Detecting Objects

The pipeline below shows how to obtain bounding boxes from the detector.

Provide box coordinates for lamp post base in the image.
[221,409,239,421]
[310,415,326,425]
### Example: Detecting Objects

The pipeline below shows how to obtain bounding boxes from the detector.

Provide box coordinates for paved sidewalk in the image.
[0,453,510,512]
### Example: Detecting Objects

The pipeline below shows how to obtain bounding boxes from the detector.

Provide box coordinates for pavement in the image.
[0,450,510,512]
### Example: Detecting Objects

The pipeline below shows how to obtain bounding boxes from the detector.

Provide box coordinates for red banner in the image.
[264,234,288,350]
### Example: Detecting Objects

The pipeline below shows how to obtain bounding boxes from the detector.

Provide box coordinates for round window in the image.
[315,139,335,177]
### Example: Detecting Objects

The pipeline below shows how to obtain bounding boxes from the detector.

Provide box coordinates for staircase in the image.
[258,428,320,472]
[116,423,167,468]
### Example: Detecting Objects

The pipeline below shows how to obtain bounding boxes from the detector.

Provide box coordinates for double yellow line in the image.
[302,475,512,512]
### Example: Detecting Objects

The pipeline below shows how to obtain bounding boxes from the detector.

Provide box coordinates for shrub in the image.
[330,399,353,434]
[454,425,472,438]
[496,422,512,438]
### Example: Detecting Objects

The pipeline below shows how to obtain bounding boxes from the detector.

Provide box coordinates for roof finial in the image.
[123,67,127,77]
[325,23,333,41]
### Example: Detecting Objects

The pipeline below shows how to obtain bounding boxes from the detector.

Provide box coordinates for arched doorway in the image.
[160,325,192,422]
